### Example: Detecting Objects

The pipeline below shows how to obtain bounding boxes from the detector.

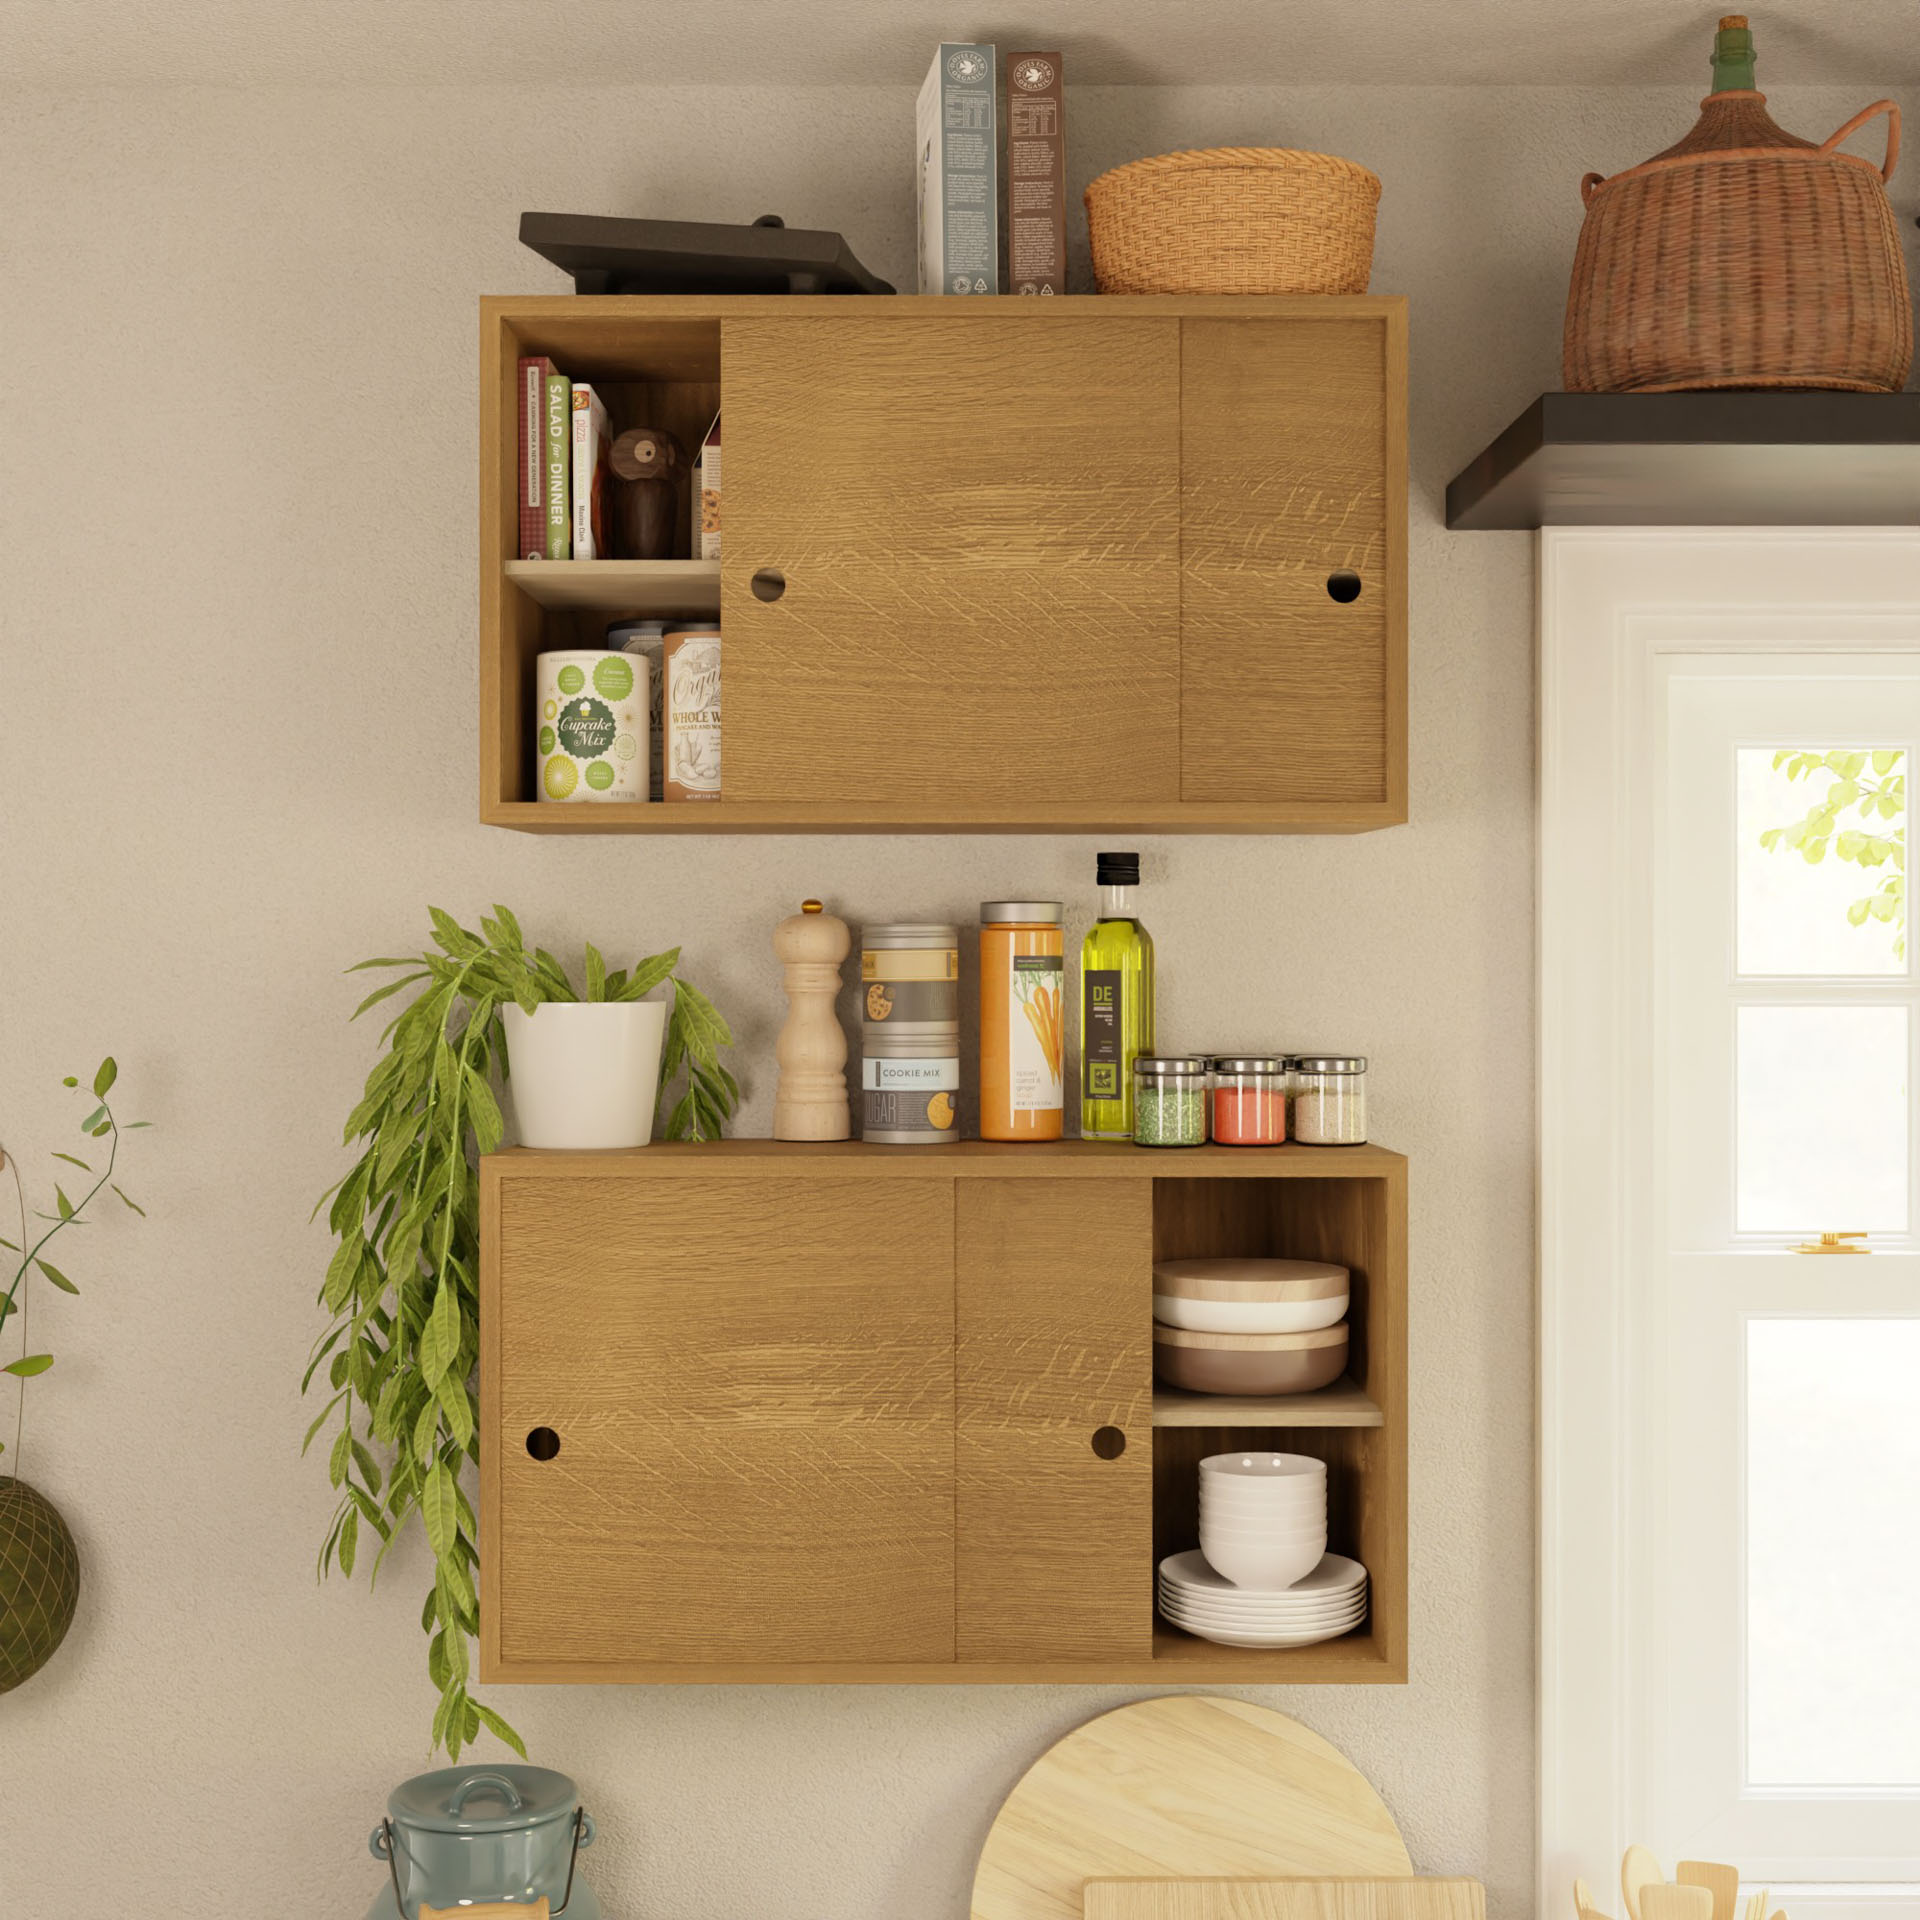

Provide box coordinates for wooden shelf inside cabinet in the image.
[480,294,1408,834]
[1151,1377,1382,1428]
[505,558,720,614]
[479,1137,1405,1685]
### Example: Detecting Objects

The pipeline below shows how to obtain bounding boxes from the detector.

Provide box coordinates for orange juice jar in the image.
[979,902,1065,1141]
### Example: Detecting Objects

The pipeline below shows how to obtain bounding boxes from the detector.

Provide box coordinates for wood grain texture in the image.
[478,296,1409,831]
[1151,1380,1382,1427]
[1179,313,1406,809]
[970,1696,1412,1920]
[504,558,720,613]
[488,1174,956,1671]
[721,314,1181,806]
[483,1139,1406,1180]
[1084,1881,1484,1920]
[479,1142,1406,1685]
[956,1180,1151,1663]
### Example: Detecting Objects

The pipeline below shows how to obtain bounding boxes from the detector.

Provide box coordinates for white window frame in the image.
[1540,528,1920,1920]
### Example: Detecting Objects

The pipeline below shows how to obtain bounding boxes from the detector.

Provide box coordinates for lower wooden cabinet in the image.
[479,1142,1406,1685]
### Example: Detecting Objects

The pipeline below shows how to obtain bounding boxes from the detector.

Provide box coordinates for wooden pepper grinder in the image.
[773,900,851,1141]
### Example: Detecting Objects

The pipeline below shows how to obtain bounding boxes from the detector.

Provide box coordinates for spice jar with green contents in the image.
[1133,1056,1209,1147]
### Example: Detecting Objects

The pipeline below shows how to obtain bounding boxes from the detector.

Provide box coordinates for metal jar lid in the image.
[387,1764,580,1836]
[1134,1055,1210,1076]
[863,924,960,947]
[1294,1055,1367,1074]
[980,901,1063,924]
[1209,1055,1289,1074]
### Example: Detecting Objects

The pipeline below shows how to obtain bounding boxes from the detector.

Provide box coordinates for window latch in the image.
[1791,1230,1870,1254]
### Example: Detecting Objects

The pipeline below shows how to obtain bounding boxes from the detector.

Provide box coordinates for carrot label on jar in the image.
[1009,954,1064,1114]
[980,901,1065,1142]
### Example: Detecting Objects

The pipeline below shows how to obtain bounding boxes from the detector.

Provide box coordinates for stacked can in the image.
[860,923,960,1145]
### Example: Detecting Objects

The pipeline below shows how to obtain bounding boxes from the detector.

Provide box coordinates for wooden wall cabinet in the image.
[479,1141,1407,1685]
[480,296,1407,834]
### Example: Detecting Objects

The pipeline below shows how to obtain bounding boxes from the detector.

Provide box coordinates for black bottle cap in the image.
[1096,851,1141,886]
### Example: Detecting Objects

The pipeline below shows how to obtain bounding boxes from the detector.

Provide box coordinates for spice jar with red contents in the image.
[1209,1055,1289,1146]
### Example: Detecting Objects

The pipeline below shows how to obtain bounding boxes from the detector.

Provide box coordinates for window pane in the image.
[1735,1006,1908,1233]
[1748,1318,1920,1787]
[1737,748,1906,976]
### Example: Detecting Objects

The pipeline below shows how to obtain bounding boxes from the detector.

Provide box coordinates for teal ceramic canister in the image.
[366,1765,600,1919]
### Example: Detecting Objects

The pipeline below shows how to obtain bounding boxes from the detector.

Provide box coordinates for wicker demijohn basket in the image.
[1564,18,1912,393]
[1085,147,1380,295]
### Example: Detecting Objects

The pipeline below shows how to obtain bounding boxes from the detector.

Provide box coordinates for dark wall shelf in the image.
[1446,391,1920,530]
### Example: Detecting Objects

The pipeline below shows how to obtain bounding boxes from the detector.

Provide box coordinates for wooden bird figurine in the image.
[773,900,851,1141]
[609,426,685,558]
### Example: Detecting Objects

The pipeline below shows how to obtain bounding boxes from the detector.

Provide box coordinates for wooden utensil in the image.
[609,425,685,558]
[1639,1886,1713,1920]
[422,1905,548,1919]
[1677,1862,1740,1920]
[971,1696,1411,1920]
[1084,1877,1483,1920]
[1621,1846,1663,1920]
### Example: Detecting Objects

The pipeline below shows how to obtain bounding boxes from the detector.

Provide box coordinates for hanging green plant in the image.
[304,905,737,1759]
[0,1058,151,1693]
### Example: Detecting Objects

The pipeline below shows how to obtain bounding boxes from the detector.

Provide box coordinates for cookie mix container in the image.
[860,924,959,1143]
[862,1027,960,1144]
[535,651,648,802]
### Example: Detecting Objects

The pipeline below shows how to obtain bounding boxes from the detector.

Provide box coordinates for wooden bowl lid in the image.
[1152,1321,1348,1352]
[1152,1257,1349,1301]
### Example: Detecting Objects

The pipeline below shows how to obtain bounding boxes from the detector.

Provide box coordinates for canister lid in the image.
[980,901,1063,924]
[1134,1055,1209,1075]
[1209,1055,1289,1074]
[606,619,666,645]
[387,1765,579,1835]
[862,924,960,946]
[1294,1055,1367,1073]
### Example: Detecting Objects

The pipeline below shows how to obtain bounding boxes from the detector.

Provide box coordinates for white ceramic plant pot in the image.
[503,1001,667,1149]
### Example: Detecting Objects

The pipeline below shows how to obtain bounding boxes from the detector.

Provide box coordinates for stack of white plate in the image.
[1158,1549,1368,1648]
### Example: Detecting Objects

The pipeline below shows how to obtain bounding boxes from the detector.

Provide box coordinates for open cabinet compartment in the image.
[482,309,722,820]
[1147,1170,1405,1680]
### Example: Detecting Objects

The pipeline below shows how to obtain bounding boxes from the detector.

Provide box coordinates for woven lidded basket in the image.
[1564,83,1913,392]
[1084,147,1381,296]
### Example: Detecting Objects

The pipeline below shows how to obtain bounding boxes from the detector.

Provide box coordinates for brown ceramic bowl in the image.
[1152,1321,1348,1396]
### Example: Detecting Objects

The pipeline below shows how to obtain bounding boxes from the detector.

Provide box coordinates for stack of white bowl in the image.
[1156,1451,1368,1648]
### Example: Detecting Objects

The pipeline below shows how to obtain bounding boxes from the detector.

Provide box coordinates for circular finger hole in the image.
[526,1427,561,1461]
[751,568,787,603]
[1327,570,1363,603]
[1091,1425,1127,1460]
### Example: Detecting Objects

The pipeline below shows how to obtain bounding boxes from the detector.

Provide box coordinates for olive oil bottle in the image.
[1079,851,1155,1140]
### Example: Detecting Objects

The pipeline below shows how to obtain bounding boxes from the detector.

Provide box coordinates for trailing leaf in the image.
[308,907,737,1759]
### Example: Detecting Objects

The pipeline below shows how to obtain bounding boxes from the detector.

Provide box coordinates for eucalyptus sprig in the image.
[0,1059,150,1465]
[305,906,737,1760]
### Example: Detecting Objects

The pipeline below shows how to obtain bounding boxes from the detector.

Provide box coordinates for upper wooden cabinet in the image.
[478,1141,1407,1686]
[480,296,1407,834]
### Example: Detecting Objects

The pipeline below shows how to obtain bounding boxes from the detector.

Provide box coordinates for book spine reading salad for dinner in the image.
[544,370,571,558]
[916,43,999,295]
[1006,52,1066,295]
[517,355,560,559]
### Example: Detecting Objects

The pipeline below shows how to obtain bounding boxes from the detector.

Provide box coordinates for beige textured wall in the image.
[2,74,1911,1920]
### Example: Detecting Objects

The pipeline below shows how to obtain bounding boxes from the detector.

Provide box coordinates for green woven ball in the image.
[0,1477,80,1692]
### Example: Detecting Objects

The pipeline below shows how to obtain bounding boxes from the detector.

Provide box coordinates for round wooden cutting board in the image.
[971,1696,1412,1920]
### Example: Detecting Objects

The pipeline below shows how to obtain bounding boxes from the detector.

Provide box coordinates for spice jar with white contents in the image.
[1292,1055,1368,1145]
[1133,1056,1209,1148]
[1210,1055,1289,1146]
